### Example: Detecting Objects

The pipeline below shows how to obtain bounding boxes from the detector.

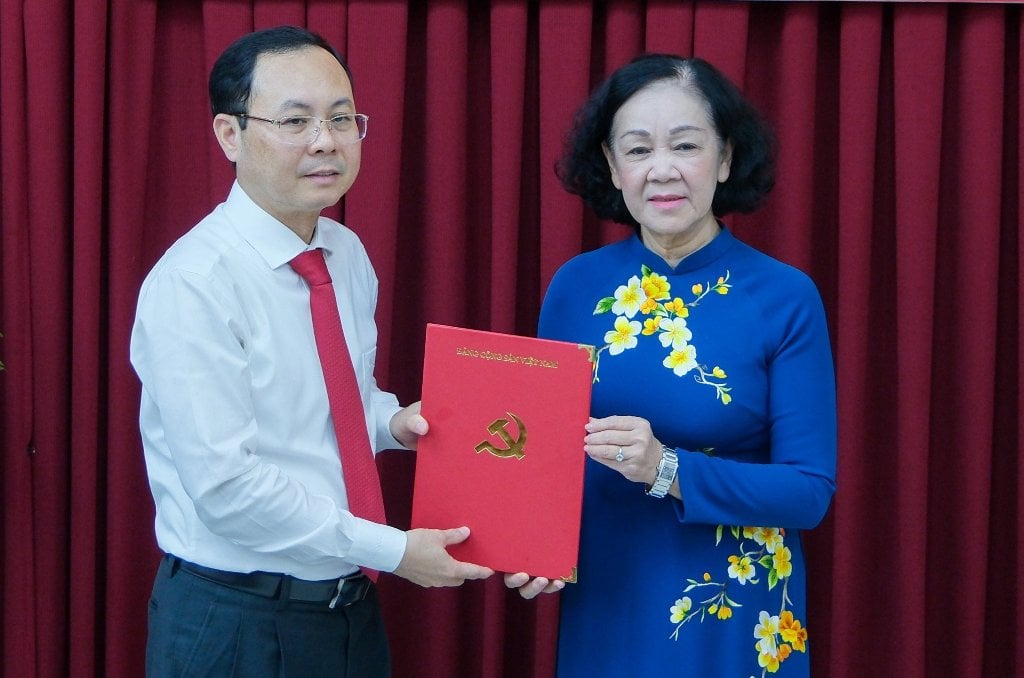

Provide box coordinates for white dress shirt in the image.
[130,182,407,579]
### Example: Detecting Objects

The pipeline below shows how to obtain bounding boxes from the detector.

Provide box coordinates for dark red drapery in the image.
[1,1,1021,676]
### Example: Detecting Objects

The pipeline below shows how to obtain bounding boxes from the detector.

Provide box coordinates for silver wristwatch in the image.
[645,445,679,498]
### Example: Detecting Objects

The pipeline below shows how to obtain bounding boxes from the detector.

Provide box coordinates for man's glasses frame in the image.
[234,113,369,146]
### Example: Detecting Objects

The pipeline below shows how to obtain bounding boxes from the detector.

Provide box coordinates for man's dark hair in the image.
[209,25,352,128]
[557,53,776,232]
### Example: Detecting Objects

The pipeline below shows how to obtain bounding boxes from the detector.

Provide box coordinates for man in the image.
[130,26,493,676]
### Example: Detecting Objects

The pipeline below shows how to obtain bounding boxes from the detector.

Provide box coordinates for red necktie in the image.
[290,249,386,579]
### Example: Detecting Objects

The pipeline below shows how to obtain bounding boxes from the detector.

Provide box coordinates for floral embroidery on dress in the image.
[668,526,809,676]
[591,265,732,404]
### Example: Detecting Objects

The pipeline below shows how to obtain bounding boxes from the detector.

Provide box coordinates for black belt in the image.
[168,555,372,608]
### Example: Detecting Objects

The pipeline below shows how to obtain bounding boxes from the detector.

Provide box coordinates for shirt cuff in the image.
[346,517,407,572]
[372,396,405,452]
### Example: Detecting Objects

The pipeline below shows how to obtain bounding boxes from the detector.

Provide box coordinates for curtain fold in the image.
[1,0,33,672]
[68,2,107,674]
[1015,25,1023,678]
[830,5,885,673]
[1,2,1020,676]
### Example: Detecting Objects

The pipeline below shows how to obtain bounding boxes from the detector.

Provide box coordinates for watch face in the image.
[646,447,679,498]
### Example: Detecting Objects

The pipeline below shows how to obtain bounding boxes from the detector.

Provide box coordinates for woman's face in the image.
[603,79,732,260]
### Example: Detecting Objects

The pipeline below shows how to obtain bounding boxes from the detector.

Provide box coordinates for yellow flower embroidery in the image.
[778,611,808,652]
[758,650,781,674]
[750,527,784,552]
[669,597,692,623]
[642,271,671,301]
[670,526,807,676]
[611,276,645,318]
[772,546,793,579]
[755,611,779,643]
[591,266,732,402]
[755,611,781,671]
[664,297,689,318]
[728,555,756,584]
[604,315,641,356]
[663,345,698,376]
[658,316,692,350]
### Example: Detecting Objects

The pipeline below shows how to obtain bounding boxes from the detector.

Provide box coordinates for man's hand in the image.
[393,527,495,587]
[503,572,565,599]
[390,401,429,450]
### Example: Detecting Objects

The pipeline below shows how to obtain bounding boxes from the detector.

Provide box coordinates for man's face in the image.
[214,46,360,239]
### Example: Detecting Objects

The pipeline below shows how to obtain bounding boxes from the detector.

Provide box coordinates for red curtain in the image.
[1,1,1021,676]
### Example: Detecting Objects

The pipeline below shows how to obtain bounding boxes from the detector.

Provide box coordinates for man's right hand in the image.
[393,526,494,587]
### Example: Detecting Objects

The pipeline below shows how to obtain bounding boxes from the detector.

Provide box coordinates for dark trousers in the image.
[146,556,390,677]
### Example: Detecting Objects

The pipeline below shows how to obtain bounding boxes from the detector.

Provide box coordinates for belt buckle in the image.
[328,578,347,609]
[328,574,369,609]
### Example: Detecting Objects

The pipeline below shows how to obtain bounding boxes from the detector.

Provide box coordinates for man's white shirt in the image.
[131,181,406,579]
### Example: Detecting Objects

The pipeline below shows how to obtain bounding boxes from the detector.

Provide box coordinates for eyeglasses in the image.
[235,113,368,146]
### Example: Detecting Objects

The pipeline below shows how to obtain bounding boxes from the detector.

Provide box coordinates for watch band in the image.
[645,445,679,498]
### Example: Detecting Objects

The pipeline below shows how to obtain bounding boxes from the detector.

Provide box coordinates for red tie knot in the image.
[290,249,332,286]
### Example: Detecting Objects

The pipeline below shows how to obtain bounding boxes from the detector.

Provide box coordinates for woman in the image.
[506,54,837,677]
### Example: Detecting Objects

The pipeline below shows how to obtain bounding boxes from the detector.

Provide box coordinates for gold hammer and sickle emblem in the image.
[474,411,527,460]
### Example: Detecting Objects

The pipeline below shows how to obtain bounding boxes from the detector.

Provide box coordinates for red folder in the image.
[411,323,594,581]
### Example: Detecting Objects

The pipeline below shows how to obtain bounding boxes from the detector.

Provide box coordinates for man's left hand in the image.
[390,401,429,449]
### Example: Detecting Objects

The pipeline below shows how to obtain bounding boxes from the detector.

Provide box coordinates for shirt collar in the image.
[222,181,333,270]
[631,224,735,275]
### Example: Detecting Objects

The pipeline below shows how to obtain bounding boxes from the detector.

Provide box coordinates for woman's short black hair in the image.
[208,25,353,128]
[557,53,776,230]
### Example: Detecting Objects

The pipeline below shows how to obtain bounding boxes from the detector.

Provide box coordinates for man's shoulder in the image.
[147,205,244,278]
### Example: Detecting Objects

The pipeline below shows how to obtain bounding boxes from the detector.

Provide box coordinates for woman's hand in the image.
[584,415,663,485]
[503,572,565,599]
